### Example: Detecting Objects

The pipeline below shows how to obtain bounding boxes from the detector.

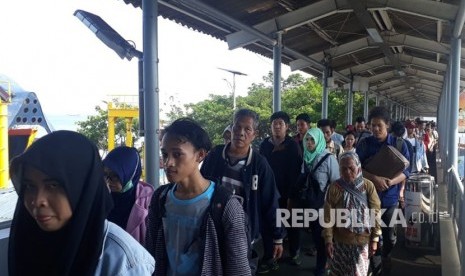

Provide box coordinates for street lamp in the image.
[73,9,145,136]
[218,67,247,110]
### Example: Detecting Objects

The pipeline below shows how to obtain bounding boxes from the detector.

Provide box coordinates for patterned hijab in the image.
[303,127,326,166]
[8,131,113,276]
[337,151,370,234]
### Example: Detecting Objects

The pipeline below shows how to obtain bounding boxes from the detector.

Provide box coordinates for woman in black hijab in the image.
[8,131,154,276]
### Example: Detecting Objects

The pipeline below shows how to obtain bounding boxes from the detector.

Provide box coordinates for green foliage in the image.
[76,105,108,150]
[76,99,140,152]
[98,72,376,148]
[163,71,376,146]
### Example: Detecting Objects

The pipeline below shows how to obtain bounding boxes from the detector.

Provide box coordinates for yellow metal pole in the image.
[125,118,133,147]
[0,103,8,189]
[108,102,115,151]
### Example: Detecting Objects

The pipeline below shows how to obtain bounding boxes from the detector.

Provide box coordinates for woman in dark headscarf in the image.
[8,131,154,276]
[103,146,154,245]
[323,151,381,276]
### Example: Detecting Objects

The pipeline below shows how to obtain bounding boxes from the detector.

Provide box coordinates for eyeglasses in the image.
[104,172,120,183]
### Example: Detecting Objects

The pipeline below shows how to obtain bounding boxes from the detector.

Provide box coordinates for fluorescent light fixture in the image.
[367,28,383,43]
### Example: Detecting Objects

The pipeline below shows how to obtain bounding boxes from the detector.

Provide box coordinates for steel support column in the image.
[449,37,461,173]
[273,33,282,112]
[142,0,159,187]
[347,77,354,126]
[138,59,145,136]
[363,90,369,120]
[322,65,329,119]
[445,43,453,216]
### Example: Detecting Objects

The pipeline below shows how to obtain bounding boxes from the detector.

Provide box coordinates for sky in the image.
[1,0,308,119]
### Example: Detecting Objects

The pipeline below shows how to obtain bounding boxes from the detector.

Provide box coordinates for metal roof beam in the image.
[373,77,444,92]
[376,86,407,96]
[347,0,404,76]
[339,53,465,80]
[368,71,396,83]
[366,0,457,21]
[174,0,351,81]
[402,97,438,105]
[397,53,447,72]
[299,34,464,74]
[225,0,351,50]
[384,34,454,56]
[290,37,377,71]
[374,79,405,90]
[415,85,442,93]
[395,53,465,77]
[305,34,464,63]
[453,0,465,37]
[378,85,409,95]
[389,89,439,97]
[410,69,465,87]
[339,57,390,75]
[418,79,443,89]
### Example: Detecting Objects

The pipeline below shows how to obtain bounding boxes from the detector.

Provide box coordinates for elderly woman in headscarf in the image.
[102,146,154,245]
[303,127,340,276]
[323,151,382,276]
[8,131,154,276]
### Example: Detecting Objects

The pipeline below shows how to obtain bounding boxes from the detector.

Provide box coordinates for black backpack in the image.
[296,153,331,208]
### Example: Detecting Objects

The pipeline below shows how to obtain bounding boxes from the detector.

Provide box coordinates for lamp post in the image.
[73,9,145,137]
[74,10,161,187]
[218,68,247,110]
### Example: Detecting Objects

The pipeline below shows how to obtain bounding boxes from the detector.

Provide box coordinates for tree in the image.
[186,94,235,145]
[162,71,376,146]
[76,99,140,152]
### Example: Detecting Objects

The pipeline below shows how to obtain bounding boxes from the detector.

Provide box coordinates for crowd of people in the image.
[6,106,438,276]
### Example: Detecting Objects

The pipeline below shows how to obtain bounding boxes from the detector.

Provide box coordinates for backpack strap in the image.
[311,153,331,174]
[157,183,175,219]
[209,184,233,239]
[396,137,403,152]
[199,184,233,268]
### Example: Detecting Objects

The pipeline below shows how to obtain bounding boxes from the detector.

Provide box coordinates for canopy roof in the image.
[121,0,465,117]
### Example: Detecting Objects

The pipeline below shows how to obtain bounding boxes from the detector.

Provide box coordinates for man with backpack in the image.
[390,121,414,210]
[201,109,284,274]
[146,118,250,276]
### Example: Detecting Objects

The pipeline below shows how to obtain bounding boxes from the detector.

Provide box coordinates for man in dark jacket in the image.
[356,107,410,275]
[354,116,372,146]
[259,111,302,267]
[201,108,284,274]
